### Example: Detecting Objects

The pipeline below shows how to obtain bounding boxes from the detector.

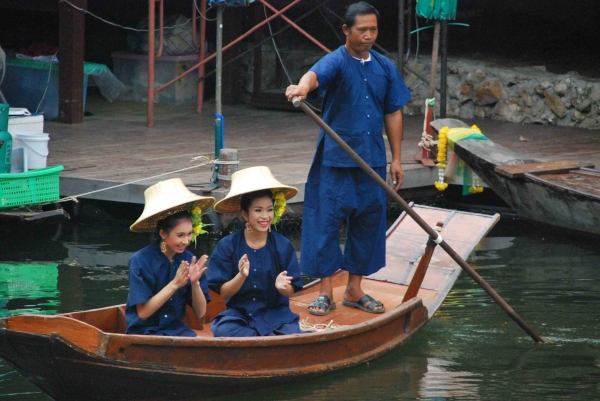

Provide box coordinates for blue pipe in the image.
[215,113,224,158]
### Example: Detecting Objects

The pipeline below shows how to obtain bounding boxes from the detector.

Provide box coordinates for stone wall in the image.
[405,57,600,129]
[245,45,600,129]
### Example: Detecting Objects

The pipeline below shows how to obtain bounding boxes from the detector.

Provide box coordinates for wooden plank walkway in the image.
[44,90,600,205]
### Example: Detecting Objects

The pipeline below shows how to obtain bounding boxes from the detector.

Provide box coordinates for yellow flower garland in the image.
[189,204,207,245]
[272,191,286,225]
[435,127,449,191]
[434,124,485,194]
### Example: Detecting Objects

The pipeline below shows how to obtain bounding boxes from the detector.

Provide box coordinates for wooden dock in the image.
[44,90,600,206]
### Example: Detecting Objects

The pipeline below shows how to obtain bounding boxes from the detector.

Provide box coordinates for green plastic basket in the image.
[0,165,64,208]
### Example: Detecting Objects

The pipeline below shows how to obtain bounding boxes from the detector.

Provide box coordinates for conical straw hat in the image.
[213,166,298,214]
[130,178,216,232]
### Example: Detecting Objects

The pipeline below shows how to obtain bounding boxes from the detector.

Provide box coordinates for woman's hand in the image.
[172,260,191,289]
[189,255,208,283]
[238,254,250,277]
[275,270,292,291]
[220,254,250,300]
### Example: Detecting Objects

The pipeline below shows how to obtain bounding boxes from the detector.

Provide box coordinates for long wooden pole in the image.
[292,97,545,343]
[429,20,441,99]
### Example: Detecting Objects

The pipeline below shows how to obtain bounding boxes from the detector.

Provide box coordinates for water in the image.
[1,216,599,400]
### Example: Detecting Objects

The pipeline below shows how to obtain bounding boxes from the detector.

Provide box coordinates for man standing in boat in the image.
[285,1,412,316]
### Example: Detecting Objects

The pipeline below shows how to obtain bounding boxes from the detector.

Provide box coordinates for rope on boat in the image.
[50,156,215,205]
[417,98,437,152]
[299,317,349,332]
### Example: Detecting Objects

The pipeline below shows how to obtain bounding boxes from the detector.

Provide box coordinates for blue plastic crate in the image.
[1,59,88,120]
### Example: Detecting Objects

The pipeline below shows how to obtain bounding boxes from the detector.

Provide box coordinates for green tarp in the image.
[416,0,458,20]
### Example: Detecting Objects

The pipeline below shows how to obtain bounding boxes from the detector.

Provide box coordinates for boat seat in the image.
[183,305,204,331]
[116,305,127,334]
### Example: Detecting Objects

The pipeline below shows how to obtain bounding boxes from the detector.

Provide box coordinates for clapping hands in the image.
[173,255,208,288]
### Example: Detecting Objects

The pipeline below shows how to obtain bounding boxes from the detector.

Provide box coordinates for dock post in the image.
[217,148,238,190]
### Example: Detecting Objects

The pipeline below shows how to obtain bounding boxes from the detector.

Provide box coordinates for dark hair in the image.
[344,1,380,29]
[156,210,192,235]
[240,189,274,213]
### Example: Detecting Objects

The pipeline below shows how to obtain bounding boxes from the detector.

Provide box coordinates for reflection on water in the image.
[0,218,599,400]
[0,263,60,317]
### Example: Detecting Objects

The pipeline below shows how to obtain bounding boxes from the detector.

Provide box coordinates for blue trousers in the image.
[211,315,302,337]
[300,142,387,278]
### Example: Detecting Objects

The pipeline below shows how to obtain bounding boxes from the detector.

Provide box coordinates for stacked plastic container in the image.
[0,104,11,173]
[0,105,63,209]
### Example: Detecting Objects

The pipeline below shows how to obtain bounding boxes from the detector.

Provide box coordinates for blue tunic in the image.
[126,243,211,337]
[301,46,412,278]
[308,46,412,168]
[207,230,303,337]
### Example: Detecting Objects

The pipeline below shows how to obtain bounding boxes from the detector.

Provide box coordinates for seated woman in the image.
[207,166,303,337]
[126,178,216,337]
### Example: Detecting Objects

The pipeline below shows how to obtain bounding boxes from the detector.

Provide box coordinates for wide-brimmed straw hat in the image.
[213,166,298,214]
[130,178,216,232]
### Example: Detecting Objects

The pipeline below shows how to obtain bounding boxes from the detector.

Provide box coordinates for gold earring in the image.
[160,240,167,253]
[268,225,271,233]
[245,221,253,233]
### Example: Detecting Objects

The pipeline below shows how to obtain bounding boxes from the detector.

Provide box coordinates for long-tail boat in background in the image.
[431,118,600,237]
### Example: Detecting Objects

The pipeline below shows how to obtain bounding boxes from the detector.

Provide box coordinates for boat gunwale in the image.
[0,296,424,348]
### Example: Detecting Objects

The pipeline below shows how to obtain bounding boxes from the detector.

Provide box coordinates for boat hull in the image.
[1,299,428,401]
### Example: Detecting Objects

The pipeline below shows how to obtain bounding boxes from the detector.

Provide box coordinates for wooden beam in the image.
[495,160,596,178]
[58,0,86,124]
[0,0,56,12]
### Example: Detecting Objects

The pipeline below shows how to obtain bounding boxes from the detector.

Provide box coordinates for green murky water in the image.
[0,213,599,400]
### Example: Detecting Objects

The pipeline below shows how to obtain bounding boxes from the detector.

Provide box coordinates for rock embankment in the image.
[404,57,600,129]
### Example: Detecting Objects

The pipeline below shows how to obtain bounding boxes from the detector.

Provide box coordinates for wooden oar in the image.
[292,97,545,343]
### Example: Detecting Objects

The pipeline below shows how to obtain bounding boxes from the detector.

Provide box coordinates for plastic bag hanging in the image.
[415,0,458,20]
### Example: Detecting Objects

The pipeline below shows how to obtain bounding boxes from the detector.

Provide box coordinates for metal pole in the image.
[292,97,545,344]
[216,5,223,116]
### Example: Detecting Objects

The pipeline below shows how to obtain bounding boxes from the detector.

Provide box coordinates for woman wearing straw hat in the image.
[207,166,303,337]
[126,178,216,337]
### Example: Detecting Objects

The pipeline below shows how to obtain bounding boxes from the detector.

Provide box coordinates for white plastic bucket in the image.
[14,133,49,170]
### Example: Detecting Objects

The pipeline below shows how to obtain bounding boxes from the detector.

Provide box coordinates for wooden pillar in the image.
[398,0,405,75]
[440,20,448,118]
[58,0,87,124]
[222,8,244,104]
[252,4,264,97]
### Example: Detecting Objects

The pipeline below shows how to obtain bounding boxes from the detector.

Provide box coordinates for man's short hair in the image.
[344,1,380,29]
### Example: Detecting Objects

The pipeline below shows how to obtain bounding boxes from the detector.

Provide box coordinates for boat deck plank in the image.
[537,173,600,196]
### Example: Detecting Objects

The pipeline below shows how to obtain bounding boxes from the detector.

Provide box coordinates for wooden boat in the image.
[431,118,600,237]
[0,205,69,224]
[0,205,498,401]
